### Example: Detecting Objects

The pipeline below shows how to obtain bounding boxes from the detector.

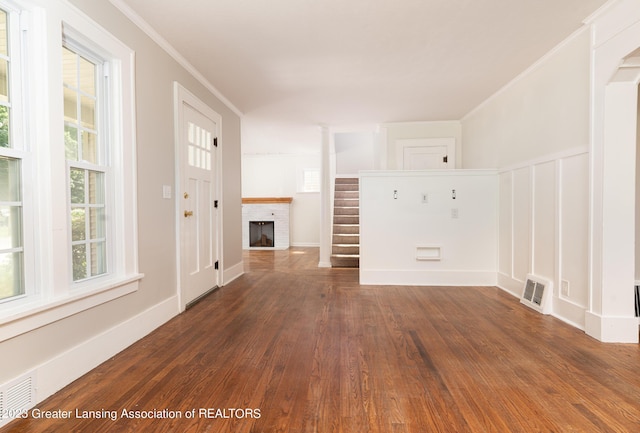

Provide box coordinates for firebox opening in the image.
[249,221,274,247]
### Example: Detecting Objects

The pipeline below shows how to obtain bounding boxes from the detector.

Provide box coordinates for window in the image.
[298,168,320,193]
[0,0,140,342]
[0,6,25,303]
[63,46,107,281]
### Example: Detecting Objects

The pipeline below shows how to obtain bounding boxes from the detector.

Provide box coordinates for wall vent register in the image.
[520,274,553,314]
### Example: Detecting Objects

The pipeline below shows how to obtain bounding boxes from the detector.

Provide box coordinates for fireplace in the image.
[242,197,292,250]
[249,221,274,247]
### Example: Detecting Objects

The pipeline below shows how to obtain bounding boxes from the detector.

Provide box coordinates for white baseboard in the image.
[552,297,587,330]
[223,261,244,285]
[585,311,639,343]
[496,272,523,297]
[32,295,179,405]
[498,273,590,332]
[359,269,497,286]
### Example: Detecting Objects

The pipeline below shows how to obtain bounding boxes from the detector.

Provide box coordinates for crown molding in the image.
[109,0,242,118]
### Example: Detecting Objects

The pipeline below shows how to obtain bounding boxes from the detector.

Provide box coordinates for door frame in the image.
[173,82,223,312]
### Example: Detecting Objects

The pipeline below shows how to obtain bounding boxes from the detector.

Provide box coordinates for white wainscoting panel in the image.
[497,147,590,329]
[557,153,590,326]
[512,167,531,283]
[498,172,513,278]
[532,161,556,282]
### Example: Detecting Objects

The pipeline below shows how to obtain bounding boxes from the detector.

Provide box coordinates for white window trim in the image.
[0,0,142,342]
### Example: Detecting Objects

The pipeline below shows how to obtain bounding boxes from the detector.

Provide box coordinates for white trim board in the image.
[360,270,497,286]
[12,296,179,410]
[223,261,244,286]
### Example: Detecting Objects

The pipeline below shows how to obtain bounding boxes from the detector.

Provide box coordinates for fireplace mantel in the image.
[242,197,293,204]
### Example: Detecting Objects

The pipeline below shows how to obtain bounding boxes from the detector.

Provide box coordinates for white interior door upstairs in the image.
[396,137,456,170]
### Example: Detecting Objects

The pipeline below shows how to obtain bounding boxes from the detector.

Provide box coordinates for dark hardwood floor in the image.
[4,247,640,432]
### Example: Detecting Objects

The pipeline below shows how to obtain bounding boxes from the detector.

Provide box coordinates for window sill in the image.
[0,273,144,343]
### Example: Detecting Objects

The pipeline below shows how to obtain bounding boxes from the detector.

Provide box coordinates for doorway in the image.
[174,83,222,310]
[395,137,455,170]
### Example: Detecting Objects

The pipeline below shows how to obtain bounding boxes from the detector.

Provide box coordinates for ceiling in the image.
[116,0,609,127]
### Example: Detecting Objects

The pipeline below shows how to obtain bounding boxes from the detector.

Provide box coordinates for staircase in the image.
[331,177,360,268]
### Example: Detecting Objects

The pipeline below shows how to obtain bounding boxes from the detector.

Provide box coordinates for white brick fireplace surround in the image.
[242,197,293,250]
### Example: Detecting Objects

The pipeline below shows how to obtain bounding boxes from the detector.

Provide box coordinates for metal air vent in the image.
[520,274,553,314]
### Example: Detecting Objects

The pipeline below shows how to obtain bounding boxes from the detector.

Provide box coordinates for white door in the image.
[178,95,220,308]
[395,137,455,169]
[403,145,449,169]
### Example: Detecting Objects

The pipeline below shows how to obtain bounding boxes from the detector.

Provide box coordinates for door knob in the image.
[184,210,193,217]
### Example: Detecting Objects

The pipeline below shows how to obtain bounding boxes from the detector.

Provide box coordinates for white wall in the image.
[334,131,375,175]
[461,27,592,329]
[242,153,321,246]
[360,170,498,286]
[462,29,591,169]
[0,0,243,405]
[241,113,323,247]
